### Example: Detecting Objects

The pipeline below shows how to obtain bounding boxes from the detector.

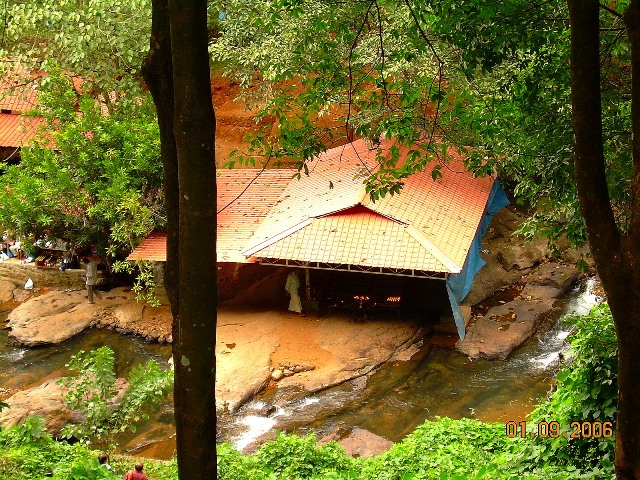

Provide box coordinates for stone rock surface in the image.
[457,293,558,360]
[320,428,393,458]
[520,262,581,292]
[273,316,423,396]
[457,263,579,360]
[214,306,423,414]
[7,288,132,346]
[0,378,81,435]
[456,203,585,360]
[0,279,19,304]
[463,207,551,306]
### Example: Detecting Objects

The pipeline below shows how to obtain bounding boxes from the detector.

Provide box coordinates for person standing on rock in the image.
[285,269,305,317]
[124,462,148,480]
[83,257,98,304]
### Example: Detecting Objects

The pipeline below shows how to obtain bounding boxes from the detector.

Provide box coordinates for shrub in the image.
[501,303,617,477]
[58,346,173,449]
[256,433,355,479]
[359,417,507,480]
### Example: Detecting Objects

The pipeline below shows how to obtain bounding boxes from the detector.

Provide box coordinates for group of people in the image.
[98,454,149,479]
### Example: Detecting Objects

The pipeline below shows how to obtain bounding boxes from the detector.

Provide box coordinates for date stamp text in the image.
[505,420,614,439]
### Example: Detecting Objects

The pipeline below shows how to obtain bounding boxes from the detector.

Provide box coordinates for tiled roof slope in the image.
[244,140,494,273]
[127,231,167,262]
[255,206,450,272]
[0,70,39,113]
[0,113,43,148]
[128,168,295,262]
[363,144,493,269]
[242,139,381,254]
[217,168,295,262]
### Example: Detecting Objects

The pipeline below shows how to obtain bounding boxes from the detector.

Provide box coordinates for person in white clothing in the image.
[285,269,305,316]
[83,257,98,304]
[8,239,20,257]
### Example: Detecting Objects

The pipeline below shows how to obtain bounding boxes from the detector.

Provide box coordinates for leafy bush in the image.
[500,303,617,477]
[0,415,51,448]
[531,303,618,467]
[62,458,119,480]
[58,346,173,449]
[0,69,163,259]
[256,433,355,479]
[359,417,507,480]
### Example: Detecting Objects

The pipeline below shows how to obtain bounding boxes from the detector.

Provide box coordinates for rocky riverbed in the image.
[0,204,593,455]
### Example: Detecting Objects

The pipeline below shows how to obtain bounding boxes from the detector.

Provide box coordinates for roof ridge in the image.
[404,225,461,273]
[315,203,406,224]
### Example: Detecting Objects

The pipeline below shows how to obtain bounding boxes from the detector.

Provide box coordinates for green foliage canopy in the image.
[0,72,164,257]
[0,0,151,96]
[212,0,632,246]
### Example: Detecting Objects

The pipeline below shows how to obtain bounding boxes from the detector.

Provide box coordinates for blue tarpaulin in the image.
[446,180,510,339]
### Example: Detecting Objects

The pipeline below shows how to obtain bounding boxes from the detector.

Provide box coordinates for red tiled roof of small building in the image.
[0,69,39,113]
[0,113,44,148]
[129,138,495,274]
[243,139,494,273]
[127,231,167,262]
[217,168,296,262]
[128,168,295,262]
[254,205,450,272]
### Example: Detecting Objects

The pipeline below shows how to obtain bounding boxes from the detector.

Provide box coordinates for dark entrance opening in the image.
[306,269,449,322]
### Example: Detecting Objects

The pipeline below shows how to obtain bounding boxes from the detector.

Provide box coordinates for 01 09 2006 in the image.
[505,420,614,439]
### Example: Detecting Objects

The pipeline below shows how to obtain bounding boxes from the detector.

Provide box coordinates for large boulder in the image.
[0,279,19,304]
[320,427,393,458]
[106,302,172,340]
[6,288,132,346]
[457,283,563,360]
[0,378,80,435]
[0,377,129,436]
[339,428,393,458]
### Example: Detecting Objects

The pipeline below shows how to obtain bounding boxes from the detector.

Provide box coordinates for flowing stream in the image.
[0,278,600,459]
[224,278,600,451]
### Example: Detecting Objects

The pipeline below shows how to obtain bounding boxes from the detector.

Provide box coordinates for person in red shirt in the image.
[124,463,148,480]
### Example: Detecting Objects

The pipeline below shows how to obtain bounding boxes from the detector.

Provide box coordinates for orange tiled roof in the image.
[255,205,450,272]
[130,139,495,274]
[243,139,494,274]
[0,113,44,148]
[217,168,296,262]
[241,139,380,256]
[128,168,295,262]
[127,231,167,262]
[0,67,40,113]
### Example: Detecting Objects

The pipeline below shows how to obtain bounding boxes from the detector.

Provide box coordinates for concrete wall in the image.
[0,263,96,290]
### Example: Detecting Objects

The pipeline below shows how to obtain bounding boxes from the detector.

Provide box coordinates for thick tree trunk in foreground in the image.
[568,1,640,478]
[144,0,217,478]
[169,0,218,478]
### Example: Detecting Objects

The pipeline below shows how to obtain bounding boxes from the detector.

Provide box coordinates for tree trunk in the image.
[568,0,640,477]
[169,0,218,478]
[144,0,217,478]
[142,0,179,318]
[610,292,640,479]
